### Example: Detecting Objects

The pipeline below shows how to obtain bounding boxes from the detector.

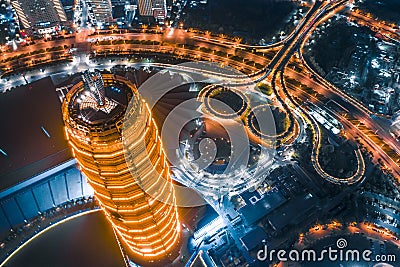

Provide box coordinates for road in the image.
[349,9,400,43]
[258,0,367,185]
[295,1,400,180]
[1,0,398,186]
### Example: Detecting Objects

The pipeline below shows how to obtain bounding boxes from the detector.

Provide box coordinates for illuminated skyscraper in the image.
[84,0,113,26]
[62,71,180,265]
[11,0,67,30]
[138,0,166,20]
[138,0,153,17]
[152,0,167,20]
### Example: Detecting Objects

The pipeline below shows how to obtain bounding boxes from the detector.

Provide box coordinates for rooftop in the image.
[68,81,130,127]
[238,187,287,226]
[240,226,268,251]
[268,192,319,232]
[0,77,71,191]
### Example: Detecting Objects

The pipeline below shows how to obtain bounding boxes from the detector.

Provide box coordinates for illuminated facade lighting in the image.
[84,0,113,26]
[11,0,67,29]
[62,72,180,265]
[138,0,167,20]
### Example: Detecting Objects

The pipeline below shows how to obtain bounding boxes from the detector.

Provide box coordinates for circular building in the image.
[62,70,180,266]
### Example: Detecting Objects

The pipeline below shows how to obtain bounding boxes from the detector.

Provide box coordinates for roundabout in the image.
[199,85,249,120]
[247,104,290,139]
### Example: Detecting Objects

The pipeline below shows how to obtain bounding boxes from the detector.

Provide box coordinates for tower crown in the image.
[82,70,106,107]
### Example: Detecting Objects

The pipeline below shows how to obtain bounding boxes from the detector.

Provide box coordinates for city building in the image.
[237,188,287,226]
[62,70,180,265]
[110,0,126,20]
[152,0,166,21]
[189,250,217,267]
[85,0,113,27]
[10,0,67,32]
[137,0,166,21]
[0,0,21,45]
[137,0,152,17]
[0,77,94,264]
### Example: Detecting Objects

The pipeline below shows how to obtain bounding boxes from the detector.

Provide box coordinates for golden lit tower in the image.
[62,71,180,265]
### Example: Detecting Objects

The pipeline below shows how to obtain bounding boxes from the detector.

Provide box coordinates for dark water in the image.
[4,211,126,267]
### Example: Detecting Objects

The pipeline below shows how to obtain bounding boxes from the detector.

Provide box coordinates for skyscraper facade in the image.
[62,71,180,265]
[137,0,166,20]
[85,0,113,26]
[11,0,66,29]
[138,0,152,17]
[152,0,166,20]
